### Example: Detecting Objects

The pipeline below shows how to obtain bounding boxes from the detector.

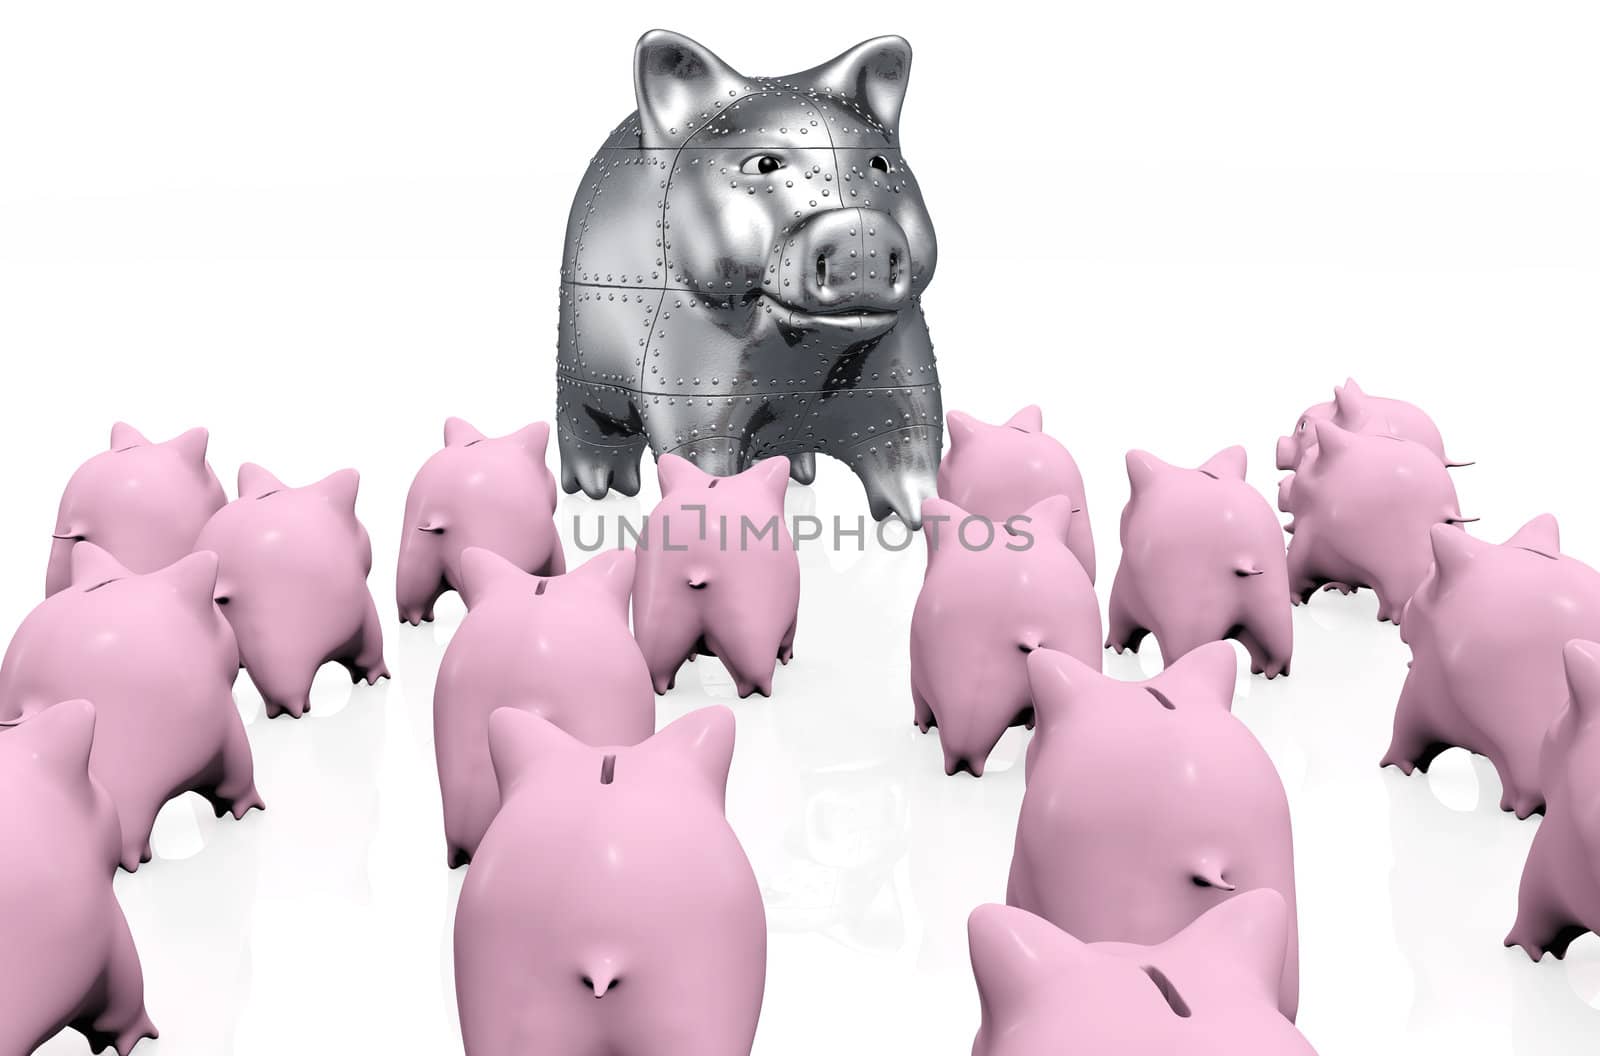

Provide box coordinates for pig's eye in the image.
[869,154,893,174]
[741,154,786,175]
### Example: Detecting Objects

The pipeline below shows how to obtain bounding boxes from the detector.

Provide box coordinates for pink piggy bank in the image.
[0,700,158,1056]
[434,546,655,867]
[632,455,798,698]
[1284,421,1470,623]
[1507,640,1600,959]
[970,892,1315,1055]
[1009,641,1299,1019]
[396,418,565,625]
[47,422,226,597]
[1383,517,1600,818]
[1107,447,1292,677]
[194,464,389,718]
[454,706,765,1056]
[0,543,263,871]
[1275,378,1462,475]
[937,406,1096,581]
[911,495,1102,777]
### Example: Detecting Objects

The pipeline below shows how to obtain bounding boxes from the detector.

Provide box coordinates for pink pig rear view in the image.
[454,706,766,1056]
[396,418,565,625]
[632,455,798,698]
[46,423,226,597]
[1009,641,1300,1019]
[434,546,654,867]
[0,700,157,1056]
[0,543,263,871]
[195,464,389,718]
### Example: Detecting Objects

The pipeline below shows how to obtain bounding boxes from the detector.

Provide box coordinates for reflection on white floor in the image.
[34,483,1600,1056]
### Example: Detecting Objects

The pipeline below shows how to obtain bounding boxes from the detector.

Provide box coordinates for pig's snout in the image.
[1275,435,1298,471]
[769,208,912,314]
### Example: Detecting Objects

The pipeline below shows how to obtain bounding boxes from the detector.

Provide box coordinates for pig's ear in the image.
[1004,406,1043,433]
[633,30,744,147]
[655,452,711,497]
[1332,379,1369,428]
[1020,494,1074,549]
[70,542,132,588]
[511,422,551,461]
[568,549,636,621]
[1151,640,1237,713]
[1429,523,1485,586]
[1307,421,1353,466]
[968,903,1083,1025]
[157,551,220,609]
[16,699,98,780]
[443,417,485,448]
[166,427,211,468]
[919,497,967,569]
[457,546,528,610]
[944,411,980,451]
[1564,640,1600,722]
[1125,450,1171,495]
[1162,889,1287,1003]
[647,705,737,808]
[794,36,913,134]
[1506,513,1560,559]
[743,457,791,506]
[110,422,150,449]
[487,707,578,799]
[1026,647,1105,732]
[312,469,361,515]
[1199,445,1247,481]
[237,462,287,498]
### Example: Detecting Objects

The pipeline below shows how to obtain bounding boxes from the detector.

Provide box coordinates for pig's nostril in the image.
[888,250,899,283]
[815,254,827,288]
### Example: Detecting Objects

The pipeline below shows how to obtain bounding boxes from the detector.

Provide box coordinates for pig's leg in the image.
[634,606,701,696]
[777,616,797,665]
[246,653,316,720]
[1505,830,1585,960]
[115,797,160,873]
[788,451,816,485]
[341,597,390,685]
[911,678,937,732]
[1104,585,1149,655]
[849,431,940,528]
[1235,608,1293,678]
[76,908,157,1056]
[395,541,447,625]
[705,619,783,699]
[1284,536,1329,606]
[1380,670,1453,775]
[202,710,265,820]
[556,375,647,499]
[1490,740,1546,819]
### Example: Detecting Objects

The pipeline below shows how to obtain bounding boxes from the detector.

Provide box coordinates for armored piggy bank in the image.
[434,547,655,867]
[46,423,226,596]
[1383,517,1600,818]
[1107,448,1292,677]
[0,544,263,871]
[1284,421,1470,623]
[633,455,799,698]
[936,407,1095,581]
[1009,642,1300,1019]
[0,700,157,1056]
[455,706,766,1056]
[555,30,942,525]
[1507,641,1600,959]
[970,893,1315,1056]
[396,418,565,625]
[910,496,1102,777]
[195,464,389,718]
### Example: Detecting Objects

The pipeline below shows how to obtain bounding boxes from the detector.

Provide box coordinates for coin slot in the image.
[600,754,616,785]
[1146,687,1177,710]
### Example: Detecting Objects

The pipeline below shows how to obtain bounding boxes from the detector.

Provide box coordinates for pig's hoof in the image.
[788,451,816,485]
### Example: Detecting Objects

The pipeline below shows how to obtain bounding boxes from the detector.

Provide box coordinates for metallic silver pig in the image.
[555,29,942,525]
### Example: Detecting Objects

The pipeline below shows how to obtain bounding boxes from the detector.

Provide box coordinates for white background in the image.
[3,2,1599,1052]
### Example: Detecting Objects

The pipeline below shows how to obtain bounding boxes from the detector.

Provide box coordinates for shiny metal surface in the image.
[555,29,942,525]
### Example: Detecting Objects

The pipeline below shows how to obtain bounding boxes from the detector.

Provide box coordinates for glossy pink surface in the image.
[0,700,157,1056]
[1008,642,1299,1018]
[46,423,226,597]
[434,547,654,867]
[937,406,1096,582]
[0,544,262,871]
[1107,447,1292,677]
[970,892,1315,1055]
[910,495,1101,777]
[396,418,564,625]
[454,706,766,1056]
[194,464,388,719]
[1507,640,1600,960]
[632,455,799,698]
[1284,421,1468,623]
[1383,517,1600,818]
